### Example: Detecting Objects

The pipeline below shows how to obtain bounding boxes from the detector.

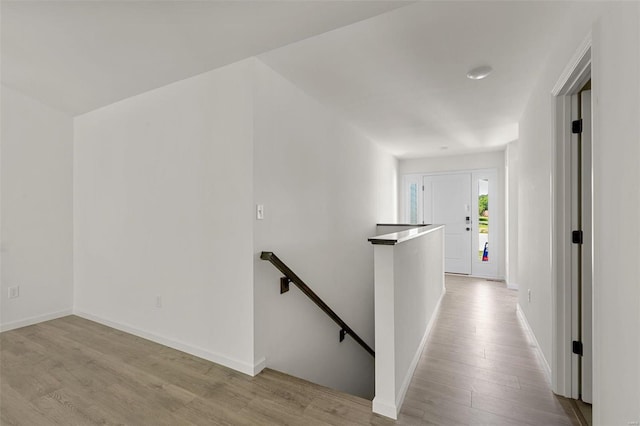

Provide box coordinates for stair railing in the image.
[260,251,375,357]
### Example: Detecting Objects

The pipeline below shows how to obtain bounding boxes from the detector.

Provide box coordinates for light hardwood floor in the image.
[0,314,392,426]
[0,276,580,425]
[397,275,579,425]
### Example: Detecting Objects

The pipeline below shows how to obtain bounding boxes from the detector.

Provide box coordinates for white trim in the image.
[395,287,446,415]
[552,32,592,96]
[517,304,552,383]
[471,169,499,278]
[551,35,592,399]
[73,310,260,377]
[372,398,398,420]
[0,309,73,332]
[506,281,518,290]
[552,92,574,397]
[253,357,267,376]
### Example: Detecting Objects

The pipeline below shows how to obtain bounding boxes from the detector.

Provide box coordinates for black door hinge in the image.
[572,230,583,244]
[573,340,583,356]
[572,119,583,134]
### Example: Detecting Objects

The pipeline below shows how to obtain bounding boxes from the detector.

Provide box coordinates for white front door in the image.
[423,173,472,274]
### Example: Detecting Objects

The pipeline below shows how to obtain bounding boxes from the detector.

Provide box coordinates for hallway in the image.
[398,275,579,425]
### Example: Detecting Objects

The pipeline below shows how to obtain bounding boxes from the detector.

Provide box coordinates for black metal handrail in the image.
[260,251,375,357]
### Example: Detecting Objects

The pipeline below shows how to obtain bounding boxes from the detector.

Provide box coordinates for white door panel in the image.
[423,173,471,274]
[445,234,466,260]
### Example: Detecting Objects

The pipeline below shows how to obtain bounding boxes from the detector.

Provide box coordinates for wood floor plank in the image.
[415,356,522,389]
[471,392,578,426]
[172,396,254,426]
[0,383,57,426]
[405,377,472,407]
[414,397,522,425]
[400,276,580,426]
[421,347,547,380]
[242,397,328,426]
[31,388,114,426]
[1,275,581,425]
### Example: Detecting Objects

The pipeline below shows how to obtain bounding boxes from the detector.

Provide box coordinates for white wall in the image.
[517,2,640,423]
[376,224,422,235]
[505,142,519,290]
[73,56,398,394]
[372,226,445,419]
[399,150,506,177]
[591,4,640,424]
[516,5,601,370]
[253,59,397,399]
[74,60,257,374]
[1,86,74,331]
[399,151,506,279]
[517,56,560,373]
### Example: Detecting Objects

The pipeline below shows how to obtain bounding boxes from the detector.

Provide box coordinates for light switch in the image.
[256,204,264,220]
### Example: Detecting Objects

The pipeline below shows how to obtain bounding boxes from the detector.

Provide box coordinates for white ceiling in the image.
[1,0,407,116]
[2,1,579,158]
[260,1,577,158]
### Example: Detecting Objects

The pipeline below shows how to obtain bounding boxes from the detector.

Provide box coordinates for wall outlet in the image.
[256,204,264,220]
[527,289,531,303]
[8,286,19,299]
[155,296,162,308]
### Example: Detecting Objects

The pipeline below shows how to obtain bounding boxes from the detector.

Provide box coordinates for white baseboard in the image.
[374,288,446,420]
[507,281,519,290]
[73,310,261,377]
[0,309,73,332]
[516,303,552,382]
[372,397,398,420]
[253,357,267,376]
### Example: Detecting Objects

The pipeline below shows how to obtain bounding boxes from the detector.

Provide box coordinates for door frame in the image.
[579,89,593,404]
[550,33,592,399]
[471,169,499,278]
[401,168,501,279]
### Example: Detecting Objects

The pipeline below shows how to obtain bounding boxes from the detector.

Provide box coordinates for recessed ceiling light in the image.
[466,65,493,80]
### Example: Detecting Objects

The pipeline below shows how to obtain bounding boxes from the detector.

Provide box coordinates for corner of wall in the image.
[1,85,74,330]
[73,60,256,376]
[251,57,395,398]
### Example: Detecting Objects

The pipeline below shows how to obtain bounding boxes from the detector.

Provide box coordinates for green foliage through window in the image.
[478,194,488,216]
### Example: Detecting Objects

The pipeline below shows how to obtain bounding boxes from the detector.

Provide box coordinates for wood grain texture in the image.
[0,315,391,426]
[399,275,579,425]
[1,275,579,425]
